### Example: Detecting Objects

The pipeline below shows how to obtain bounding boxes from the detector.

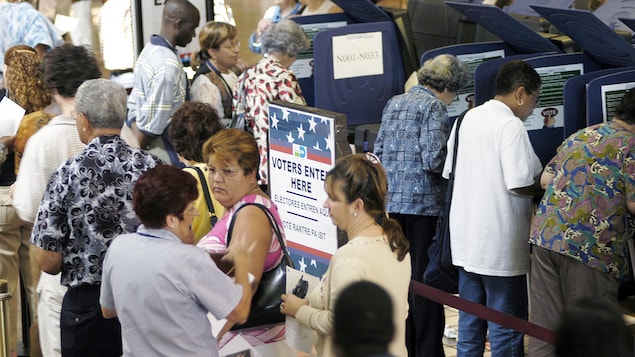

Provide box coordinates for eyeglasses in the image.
[527,90,540,106]
[221,40,240,50]
[208,166,240,178]
[364,152,381,164]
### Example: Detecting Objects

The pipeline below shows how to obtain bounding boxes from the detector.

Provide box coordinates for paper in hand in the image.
[0,97,25,136]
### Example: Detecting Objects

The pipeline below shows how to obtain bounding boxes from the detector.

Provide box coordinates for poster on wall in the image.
[268,102,344,278]
[453,49,506,117]
[601,82,635,122]
[524,63,584,131]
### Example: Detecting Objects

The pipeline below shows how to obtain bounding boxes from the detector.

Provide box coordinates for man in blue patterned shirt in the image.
[374,54,468,357]
[30,79,164,356]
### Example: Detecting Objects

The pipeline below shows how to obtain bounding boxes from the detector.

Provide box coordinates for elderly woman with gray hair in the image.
[233,18,309,190]
[373,53,469,357]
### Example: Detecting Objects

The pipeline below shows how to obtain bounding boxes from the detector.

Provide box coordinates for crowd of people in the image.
[0,0,634,357]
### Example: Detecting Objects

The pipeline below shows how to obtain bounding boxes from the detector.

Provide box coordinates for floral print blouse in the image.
[233,56,306,185]
[530,122,635,280]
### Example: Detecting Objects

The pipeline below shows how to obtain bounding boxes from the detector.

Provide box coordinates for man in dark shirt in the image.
[31,78,164,356]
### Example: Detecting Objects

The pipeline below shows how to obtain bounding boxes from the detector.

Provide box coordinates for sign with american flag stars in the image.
[268,101,342,277]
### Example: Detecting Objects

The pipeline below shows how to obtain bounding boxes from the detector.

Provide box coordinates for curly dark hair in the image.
[169,101,224,163]
[41,44,101,98]
[4,45,50,113]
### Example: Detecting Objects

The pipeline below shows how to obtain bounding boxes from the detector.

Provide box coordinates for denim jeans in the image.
[457,267,527,357]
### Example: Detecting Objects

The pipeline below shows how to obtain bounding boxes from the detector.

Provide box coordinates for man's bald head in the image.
[160,0,200,48]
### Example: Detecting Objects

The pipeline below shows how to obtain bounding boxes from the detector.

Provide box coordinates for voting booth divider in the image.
[562,68,635,138]
[585,70,635,127]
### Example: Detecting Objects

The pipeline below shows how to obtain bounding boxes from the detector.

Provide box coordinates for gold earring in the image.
[517,99,523,106]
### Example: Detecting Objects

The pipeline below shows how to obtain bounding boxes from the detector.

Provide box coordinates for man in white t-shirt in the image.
[442,60,543,357]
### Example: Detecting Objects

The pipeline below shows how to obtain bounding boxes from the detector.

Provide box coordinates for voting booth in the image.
[443,2,603,166]
[532,6,635,132]
[312,21,406,130]
[441,2,562,114]
[292,0,418,108]
[585,70,635,126]
[292,13,352,107]
[562,68,633,137]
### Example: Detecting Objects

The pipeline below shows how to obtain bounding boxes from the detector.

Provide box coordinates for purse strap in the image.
[442,110,470,211]
[189,166,218,227]
[448,109,469,182]
[226,202,294,268]
[230,68,251,128]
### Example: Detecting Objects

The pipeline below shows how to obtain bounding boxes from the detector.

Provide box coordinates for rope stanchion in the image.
[410,280,556,345]
[0,279,12,357]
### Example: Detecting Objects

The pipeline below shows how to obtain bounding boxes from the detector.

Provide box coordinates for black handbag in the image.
[227,202,294,330]
[189,166,218,227]
[422,110,468,294]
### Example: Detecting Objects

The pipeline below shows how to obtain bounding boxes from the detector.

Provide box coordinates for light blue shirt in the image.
[0,2,63,72]
[127,35,187,136]
[100,225,243,357]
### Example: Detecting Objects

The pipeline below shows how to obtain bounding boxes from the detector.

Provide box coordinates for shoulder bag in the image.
[422,110,468,294]
[188,166,218,227]
[227,202,294,330]
[230,69,250,131]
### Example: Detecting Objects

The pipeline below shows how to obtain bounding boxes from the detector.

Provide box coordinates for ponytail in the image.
[377,213,409,261]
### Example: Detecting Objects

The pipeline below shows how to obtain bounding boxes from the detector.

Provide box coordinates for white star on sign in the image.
[308,117,317,132]
[271,112,279,129]
[297,123,306,140]
[298,257,307,272]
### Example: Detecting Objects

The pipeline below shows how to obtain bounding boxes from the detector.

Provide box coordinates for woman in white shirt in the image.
[191,22,241,126]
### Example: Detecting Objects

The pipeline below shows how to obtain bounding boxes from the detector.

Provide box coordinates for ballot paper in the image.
[0,96,25,136]
[54,14,79,36]
[285,267,318,353]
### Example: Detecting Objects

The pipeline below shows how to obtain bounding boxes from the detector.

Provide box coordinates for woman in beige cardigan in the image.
[281,154,411,357]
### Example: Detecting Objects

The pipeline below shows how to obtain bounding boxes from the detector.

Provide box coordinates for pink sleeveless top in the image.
[197,194,285,271]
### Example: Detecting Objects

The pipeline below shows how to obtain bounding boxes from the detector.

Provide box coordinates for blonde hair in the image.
[191,21,237,70]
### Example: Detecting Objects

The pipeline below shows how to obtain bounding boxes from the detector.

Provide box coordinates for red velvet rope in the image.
[410,280,556,344]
